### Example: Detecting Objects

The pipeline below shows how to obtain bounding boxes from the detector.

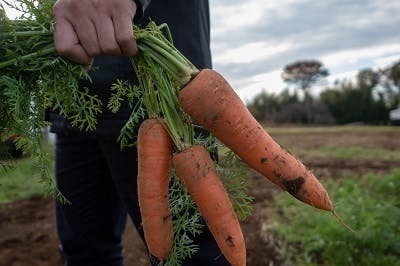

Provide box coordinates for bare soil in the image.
[1,128,399,265]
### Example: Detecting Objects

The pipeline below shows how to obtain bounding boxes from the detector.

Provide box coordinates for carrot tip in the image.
[332,210,355,233]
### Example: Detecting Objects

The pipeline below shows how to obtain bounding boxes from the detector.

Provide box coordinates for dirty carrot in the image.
[137,119,173,259]
[178,69,333,211]
[173,145,246,266]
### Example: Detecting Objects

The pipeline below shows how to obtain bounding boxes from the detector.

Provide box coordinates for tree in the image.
[387,61,400,87]
[281,60,329,123]
[357,69,380,88]
[320,69,390,125]
[381,60,400,109]
[246,89,299,123]
[246,90,280,122]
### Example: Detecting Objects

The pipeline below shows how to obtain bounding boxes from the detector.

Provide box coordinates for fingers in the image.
[54,17,92,65]
[74,18,102,57]
[53,0,138,64]
[112,14,138,56]
[95,17,122,56]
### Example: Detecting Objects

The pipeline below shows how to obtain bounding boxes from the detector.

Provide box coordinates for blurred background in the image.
[210,0,400,128]
[1,0,399,265]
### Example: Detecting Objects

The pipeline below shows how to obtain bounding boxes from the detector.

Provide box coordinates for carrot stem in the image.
[134,22,199,86]
[157,23,173,43]
[139,38,196,85]
[0,46,56,68]
[130,53,193,152]
[0,30,52,37]
[136,42,182,81]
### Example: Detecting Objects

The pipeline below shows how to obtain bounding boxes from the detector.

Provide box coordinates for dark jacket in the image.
[48,0,212,137]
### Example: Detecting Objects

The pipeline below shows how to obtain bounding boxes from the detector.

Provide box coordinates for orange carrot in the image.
[137,119,173,259]
[173,145,246,266]
[179,69,333,211]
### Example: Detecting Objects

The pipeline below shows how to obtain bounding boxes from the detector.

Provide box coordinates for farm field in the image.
[0,126,399,266]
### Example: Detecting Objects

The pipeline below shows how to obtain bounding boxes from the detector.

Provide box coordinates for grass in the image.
[283,145,400,161]
[249,125,400,265]
[265,169,400,266]
[265,125,399,135]
[309,146,400,160]
[0,143,53,205]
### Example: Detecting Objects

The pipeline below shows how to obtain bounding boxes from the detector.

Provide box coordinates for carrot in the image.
[173,145,246,266]
[137,119,173,259]
[178,69,333,211]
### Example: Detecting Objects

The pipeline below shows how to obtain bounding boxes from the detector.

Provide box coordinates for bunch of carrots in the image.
[129,23,346,266]
[0,2,349,265]
[131,50,246,264]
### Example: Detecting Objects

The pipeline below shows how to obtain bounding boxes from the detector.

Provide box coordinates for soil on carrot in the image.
[1,128,399,266]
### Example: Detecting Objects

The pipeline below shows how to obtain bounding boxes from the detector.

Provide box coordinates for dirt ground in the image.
[1,128,399,266]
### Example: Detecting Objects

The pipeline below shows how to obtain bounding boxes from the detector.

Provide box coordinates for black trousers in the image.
[55,133,230,266]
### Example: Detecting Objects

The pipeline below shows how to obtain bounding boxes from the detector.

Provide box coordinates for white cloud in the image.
[233,70,286,102]
[235,68,366,102]
[373,55,400,69]
[337,0,400,29]
[213,41,292,64]
[321,43,400,68]
[327,70,359,84]
[210,0,304,36]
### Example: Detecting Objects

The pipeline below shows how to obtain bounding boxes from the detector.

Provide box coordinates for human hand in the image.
[53,0,138,65]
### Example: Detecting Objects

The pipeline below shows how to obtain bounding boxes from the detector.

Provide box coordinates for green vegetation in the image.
[310,146,400,160]
[267,170,400,266]
[0,157,46,204]
[266,125,399,135]
[0,144,53,205]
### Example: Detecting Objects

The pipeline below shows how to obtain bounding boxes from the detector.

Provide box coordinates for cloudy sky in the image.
[210,0,400,101]
[4,1,400,101]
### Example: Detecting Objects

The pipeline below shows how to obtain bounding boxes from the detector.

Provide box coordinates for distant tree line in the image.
[247,60,400,125]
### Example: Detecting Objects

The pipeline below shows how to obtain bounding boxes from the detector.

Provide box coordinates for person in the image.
[50,0,231,265]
